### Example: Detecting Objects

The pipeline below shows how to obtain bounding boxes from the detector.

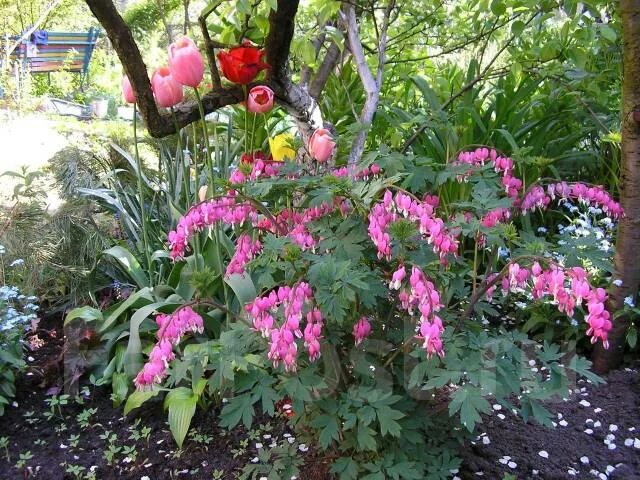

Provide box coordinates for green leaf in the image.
[600,25,617,43]
[356,423,377,451]
[490,0,506,16]
[448,386,490,432]
[311,414,340,449]
[627,325,637,349]
[111,372,129,407]
[103,246,149,289]
[164,387,198,448]
[99,287,154,333]
[567,355,605,385]
[330,457,360,480]
[64,306,103,326]
[376,405,404,437]
[520,397,553,426]
[124,389,160,415]
[220,393,255,430]
[225,273,257,306]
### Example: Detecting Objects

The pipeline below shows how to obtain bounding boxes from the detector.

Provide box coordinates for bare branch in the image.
[343,0,394,165]
[309,41,341,99]
[199,2,222,89]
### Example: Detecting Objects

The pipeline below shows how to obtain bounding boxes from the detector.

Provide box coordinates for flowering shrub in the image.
[111,132,622,477]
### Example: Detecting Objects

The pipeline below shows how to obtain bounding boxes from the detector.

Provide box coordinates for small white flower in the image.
[624,438,634,447]
[482,436,490,445]
[298,443,309,452]
[251,457,259,463]
[608,443,616,450]
[594,407,602,413]
[255,442,263,449]
[584,429,594,435]
[141,476,151,480]
[507,461,517,469]
[609,424,619,432]
[593,420,601,428]
[497,413,506,420]
[559,420,568,427]
[263,434,272,439]
[634,438,640,449]
[613,279,623,287]
[580,456,589,464]
[579,400,591,407]
[9,259,24,267]
[538,450,548,458]
[492,404,502,411]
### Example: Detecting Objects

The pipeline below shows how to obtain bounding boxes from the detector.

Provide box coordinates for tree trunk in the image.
[592,0,640,373]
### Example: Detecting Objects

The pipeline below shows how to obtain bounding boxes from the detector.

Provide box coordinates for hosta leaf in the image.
[164,387,198,448]
[124,389,160,415]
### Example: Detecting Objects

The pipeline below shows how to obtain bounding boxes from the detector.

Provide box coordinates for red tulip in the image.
[217,42,270,85]
[121,75,135,104]
[168,36,204,88]
[308,128,336,163]
[247,85,274,114]
[151,66,184,108]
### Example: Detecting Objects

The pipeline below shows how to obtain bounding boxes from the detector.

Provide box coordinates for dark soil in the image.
[0,319,330,480]
[1,316,638,480]
[459,368,640,480]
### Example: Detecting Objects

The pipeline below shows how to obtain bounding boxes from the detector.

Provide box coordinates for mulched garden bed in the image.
[1,317,638,480]
[458,366,640,480]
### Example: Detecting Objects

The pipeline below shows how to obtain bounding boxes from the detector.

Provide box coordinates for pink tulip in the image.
[151,66,184,108]
[168,36,205,88]
[308,128,335,163]
[122,75,135,104]
[247,85,274,114]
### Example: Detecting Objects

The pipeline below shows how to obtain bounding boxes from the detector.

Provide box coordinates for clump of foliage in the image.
[0,244,38,416]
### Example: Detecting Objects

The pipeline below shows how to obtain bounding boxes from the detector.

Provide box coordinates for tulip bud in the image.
[151,67,184,108]
[121,75,135,104]
[308,128,336,163]
[168,36,205,88]
[247,86,274,114]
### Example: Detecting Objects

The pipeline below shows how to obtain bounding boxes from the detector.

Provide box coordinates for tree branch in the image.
[265,0,324,141]
[309,41,341,99]
[199,2,222,89]
[343,0,394,165]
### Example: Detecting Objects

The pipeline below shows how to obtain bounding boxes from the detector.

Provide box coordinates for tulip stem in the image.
[194,87,215,190]
[250,112,257,152]
[133,103,152,284]
[171,109,190,209]
[243,85,248,154]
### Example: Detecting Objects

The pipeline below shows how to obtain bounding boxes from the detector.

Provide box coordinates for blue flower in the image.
[624,296,635,308]
[537,227,548,234]
[497,246,510,258]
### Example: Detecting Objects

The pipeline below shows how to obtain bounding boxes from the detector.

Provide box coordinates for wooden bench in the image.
[7,28,100,83]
